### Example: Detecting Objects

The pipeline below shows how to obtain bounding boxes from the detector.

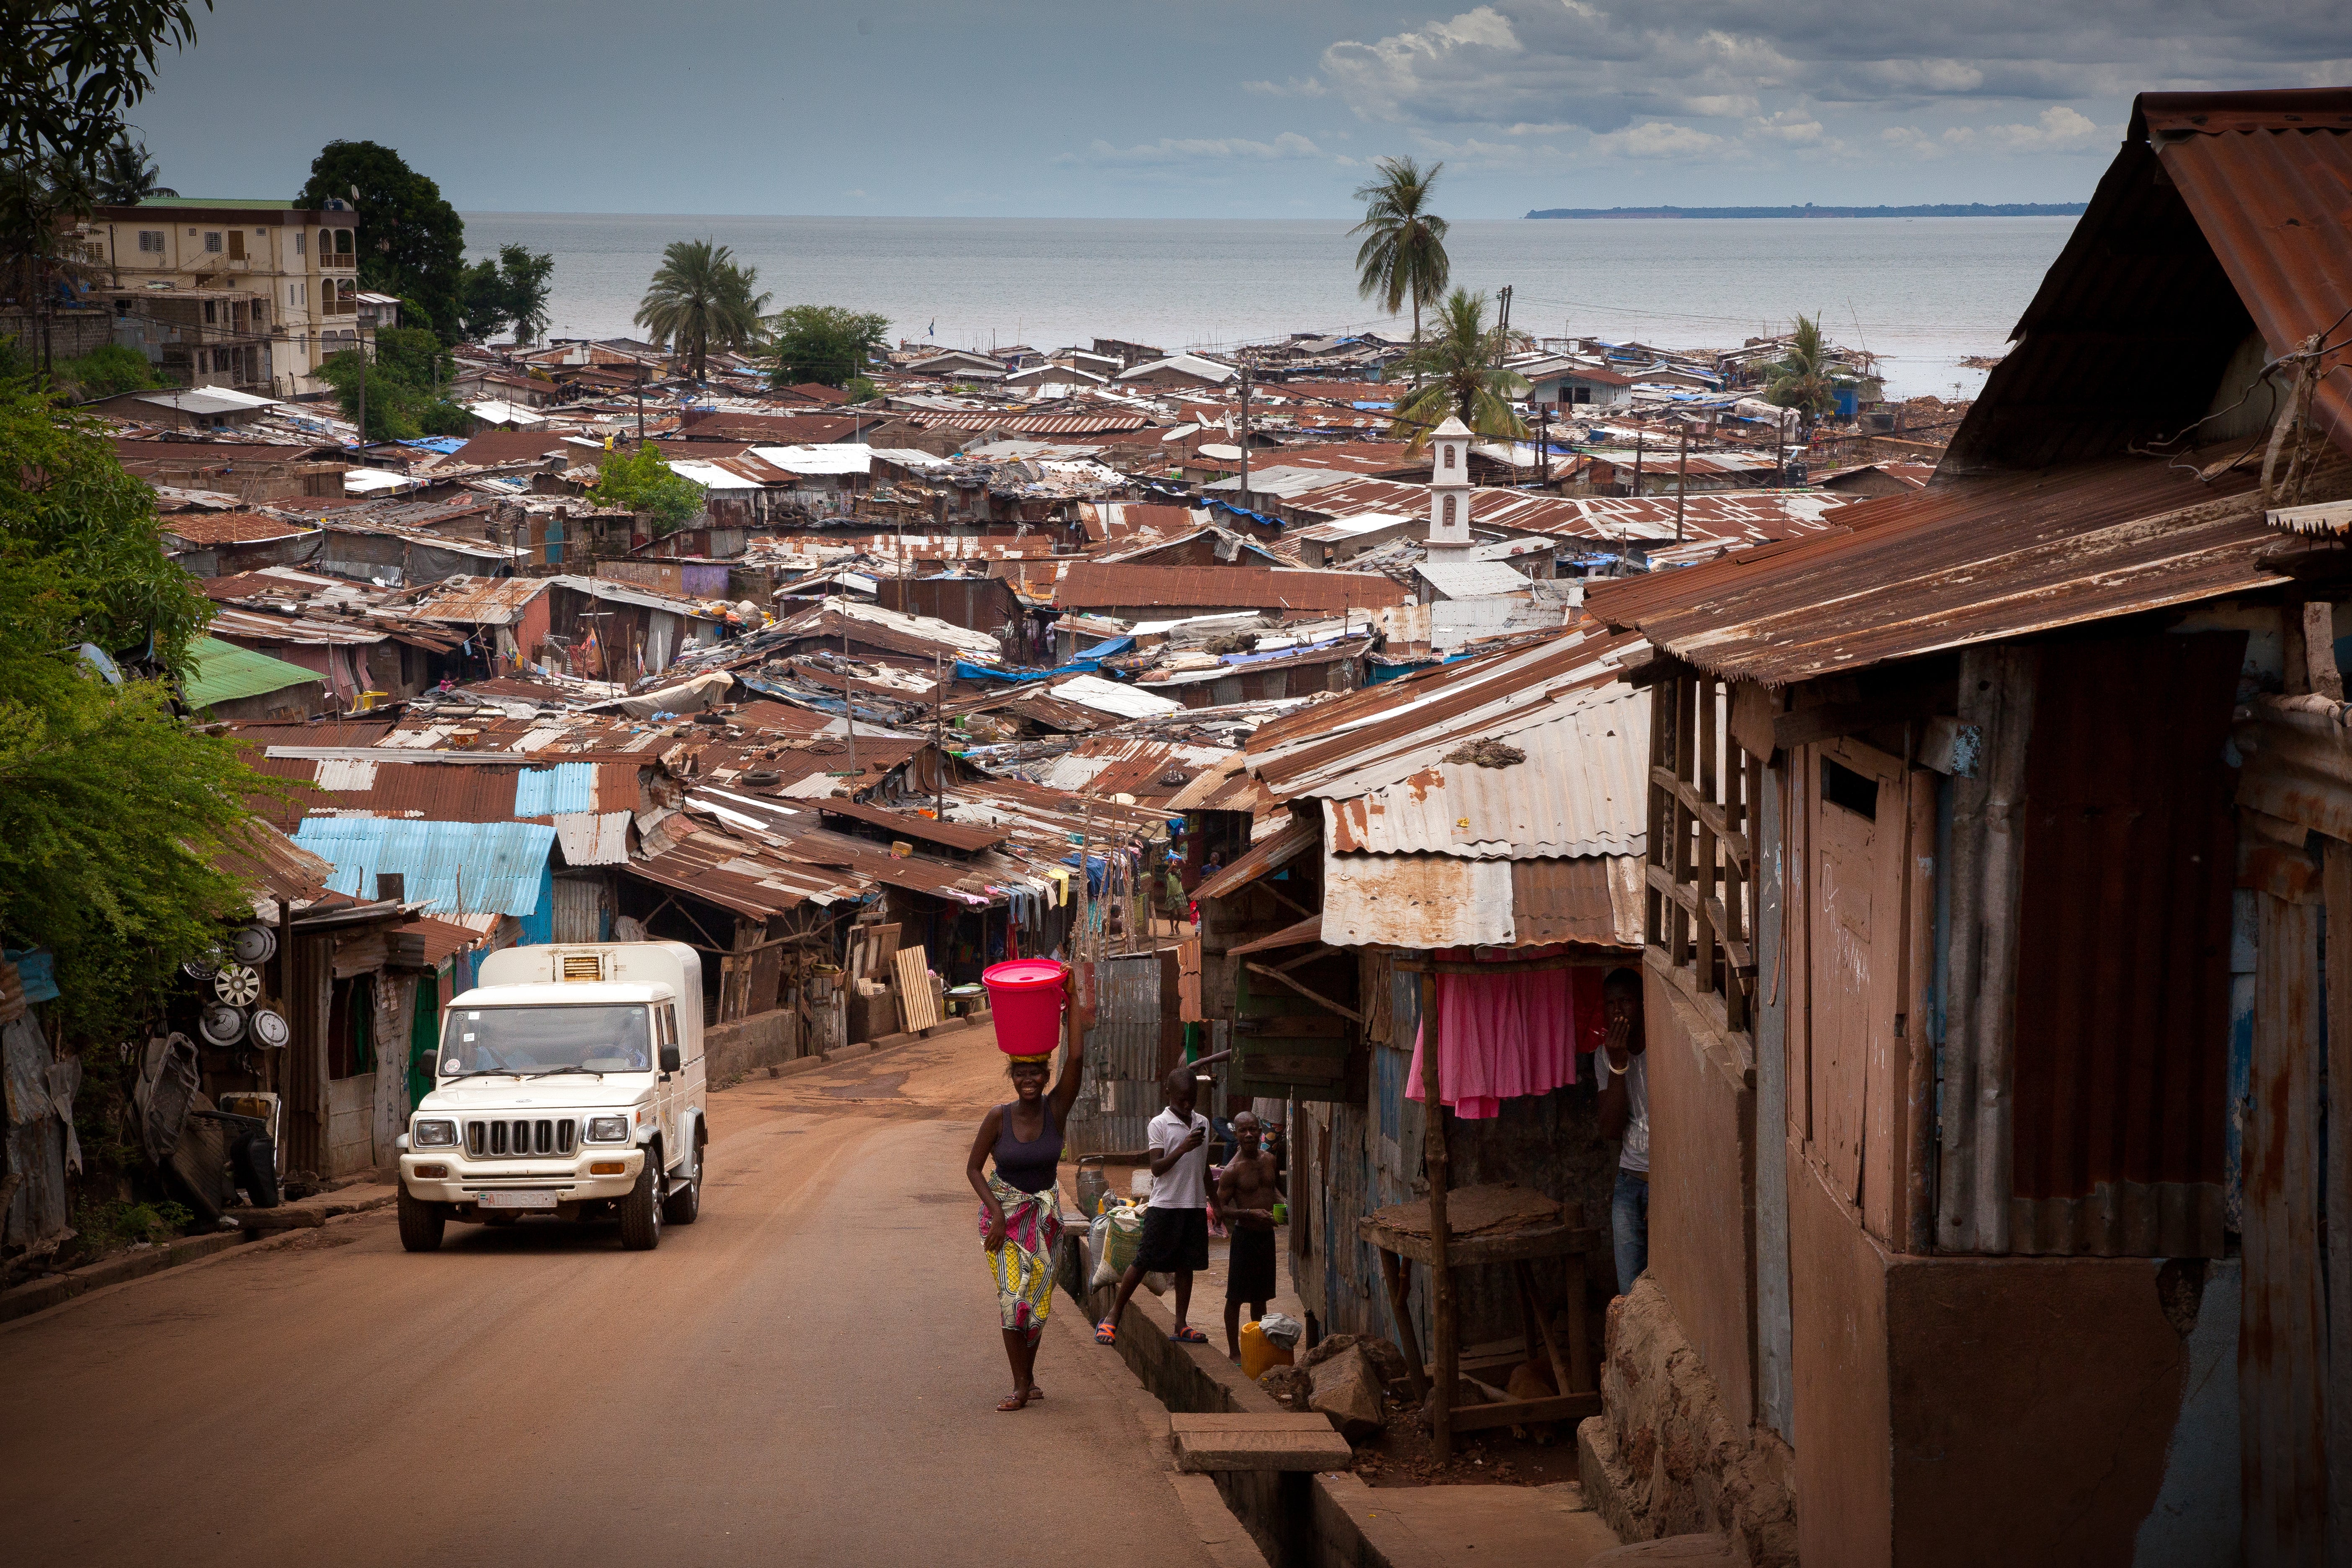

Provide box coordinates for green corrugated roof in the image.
[136,197,305,209]
[182,636,318,709]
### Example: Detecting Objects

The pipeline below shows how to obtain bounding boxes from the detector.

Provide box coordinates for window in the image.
[318,227,331,255]
[1442,443,1456,469]
[1442,494,1457,525]
[203,300,216,324]
[204,231,222,253]
[1821,756,1880,820]
[294,231,305,255]
[334,229,352,255]
[137,230,164,253]
[1573,386,1592,405]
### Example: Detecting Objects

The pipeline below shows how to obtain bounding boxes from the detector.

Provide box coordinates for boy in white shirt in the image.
[1097,1065,1213,1345]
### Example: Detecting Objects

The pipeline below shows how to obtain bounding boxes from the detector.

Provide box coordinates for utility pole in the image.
[933,650,947,821]
[1675,420,1689,544]
[1538,406,1551,489]
[1632,428,1645,498]
[840,600,859,794]
[636,367,645,444]
[1237,364,1251,511]
[1493,285,1513,368]
[350,189,365,474]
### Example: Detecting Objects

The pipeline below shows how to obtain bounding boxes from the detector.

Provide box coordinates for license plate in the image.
[476,1190,558,1210]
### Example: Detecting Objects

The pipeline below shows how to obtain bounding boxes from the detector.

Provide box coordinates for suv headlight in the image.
[412,1119,457,1148]
[586,1115,629,1142]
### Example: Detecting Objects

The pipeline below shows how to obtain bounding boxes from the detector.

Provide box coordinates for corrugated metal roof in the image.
[160,511,316,545]
[627,825,860,918]
[813,798,1008,852]
[514,763,597,817]
[1194,819,1318,902]
[1055,564,1409,614]
[183,636,320,709]
[2144,91,2352,456]
[1321,687,1648,860]
[1415,559,1538,598]
[1318,851,1638,949]
[1250,622,1645,799]
[1584,459,2279,685]
[406,575,549,627]
[291,818,554,916]
[552,811,632,866]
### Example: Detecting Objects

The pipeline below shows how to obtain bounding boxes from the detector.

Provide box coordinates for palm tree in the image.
[633,239,770,382]
[1351,156,1450,342]
[90,134,172,205]
[1764,315,1839,426]
[1385,288,1527,449]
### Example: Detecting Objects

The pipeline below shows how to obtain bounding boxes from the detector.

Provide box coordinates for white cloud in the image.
[1748,109,1829,146]
[1243,76,1331,98]
[1588,121,1729,160]
[1968,105,2104,151]
[1059,133,1324,168]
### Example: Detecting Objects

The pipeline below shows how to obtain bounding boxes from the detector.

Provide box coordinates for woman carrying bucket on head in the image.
[964,959,1090,1411]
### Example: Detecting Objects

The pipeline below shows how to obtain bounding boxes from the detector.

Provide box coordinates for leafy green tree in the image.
[587,442,706,536]
[1351,156,1450,343]
[842,375,879,405]
[317,326,467,439]
[1764,315,1840,425]
[766,305,888,388]
[297,141,467,341]
[1385,288,1527,447]
[0,380,276,1048]
[454,256,511,343]
[497,244,556,345]
[634,240,769,383]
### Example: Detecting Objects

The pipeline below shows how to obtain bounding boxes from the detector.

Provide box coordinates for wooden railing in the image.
[1645,659,1761,1040]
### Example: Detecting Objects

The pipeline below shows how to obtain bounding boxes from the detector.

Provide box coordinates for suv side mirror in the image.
[659,1042,681,1074]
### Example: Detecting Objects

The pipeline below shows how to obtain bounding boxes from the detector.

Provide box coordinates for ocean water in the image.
[458,214,2079,401]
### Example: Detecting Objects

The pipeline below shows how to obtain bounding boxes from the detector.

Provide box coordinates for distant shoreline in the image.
[1524,202,2087,220]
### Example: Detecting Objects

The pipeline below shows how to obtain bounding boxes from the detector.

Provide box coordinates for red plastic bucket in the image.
[983,959,1067,1056]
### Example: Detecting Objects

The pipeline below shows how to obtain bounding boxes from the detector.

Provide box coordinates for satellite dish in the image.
[212,965,263,1007]
[198,1003,247,1047]
[249,1008,291,1050]
[230,925,278,966]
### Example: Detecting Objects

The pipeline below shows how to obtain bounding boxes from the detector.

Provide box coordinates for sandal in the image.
[996,1390,1031,1412]
[1096,1319,1118,1345]
[1170,1326,1208,1344]
[1026,1385,1045,1401]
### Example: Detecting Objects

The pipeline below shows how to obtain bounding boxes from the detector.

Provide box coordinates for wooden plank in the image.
[1516,1259,1574,1403]
[1902,768,1938,1255]
[1242,1055,1349,1082]
[1169,1413,1355,1474]
[2327,842,2352,1562]
[1447,1392,1602,1431]
[1379,1249,1430,1402]
[1644,861,1699,914]
[1729,677,1779,761]
[1234,1011,1347,1037]
[893,945,940,1032]
[1245,962,1361,1024]
[1563,1248,1593,1393]
[1357,1219,1604,1269]
[1421,965,1457,1462]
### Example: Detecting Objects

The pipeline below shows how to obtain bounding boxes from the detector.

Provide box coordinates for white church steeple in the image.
[1427,415,1473,551]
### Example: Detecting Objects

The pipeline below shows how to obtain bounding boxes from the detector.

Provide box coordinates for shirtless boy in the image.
[1215,1111,1286,1358]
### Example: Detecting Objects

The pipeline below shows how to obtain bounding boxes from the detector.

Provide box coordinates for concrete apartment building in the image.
[74,198,374,395]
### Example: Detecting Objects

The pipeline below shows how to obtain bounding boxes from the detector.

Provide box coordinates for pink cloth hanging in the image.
[1407,965,1600,1119]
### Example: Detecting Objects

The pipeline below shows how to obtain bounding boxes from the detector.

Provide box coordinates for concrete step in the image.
[1171,1412,1355,1473]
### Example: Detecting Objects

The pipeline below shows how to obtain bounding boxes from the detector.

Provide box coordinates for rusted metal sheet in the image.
[2235,691,2352,842]
[1193,818,1317,903]
[1053,563,1409,616]
[1507,856,1641,947]
[1319,687,1648,861]
[2006,634,2240,1258]
[1586,459,2274,686]
[2146,92,2352,459]
[1321,856,1513,948]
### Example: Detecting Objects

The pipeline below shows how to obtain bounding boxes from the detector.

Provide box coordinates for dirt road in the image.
[0,1032,1218,1568]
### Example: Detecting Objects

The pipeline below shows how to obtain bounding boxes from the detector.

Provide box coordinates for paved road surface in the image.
[1,1032,1218,1568]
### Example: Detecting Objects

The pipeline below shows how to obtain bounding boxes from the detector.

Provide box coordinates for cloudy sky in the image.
[132,1,2346,217]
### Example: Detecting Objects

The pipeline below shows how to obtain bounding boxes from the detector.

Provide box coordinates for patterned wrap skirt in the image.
[982,1171,1063,1345]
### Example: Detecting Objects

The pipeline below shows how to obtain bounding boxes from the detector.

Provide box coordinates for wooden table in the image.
[1356,1211,1603,1438]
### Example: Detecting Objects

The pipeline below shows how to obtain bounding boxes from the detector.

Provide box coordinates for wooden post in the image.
[1379,1250,1429,1403]
[1903,767,1939,1254]
[1419,964,1457,1459]
[1968,647,2037,1253]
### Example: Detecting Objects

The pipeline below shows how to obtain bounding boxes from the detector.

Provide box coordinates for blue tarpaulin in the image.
[2,948,58,1004]
[1202,498,1286,528]
[954,637,1135,684]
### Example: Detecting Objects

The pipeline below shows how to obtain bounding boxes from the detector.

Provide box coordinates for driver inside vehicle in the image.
[444,1005,653,1075]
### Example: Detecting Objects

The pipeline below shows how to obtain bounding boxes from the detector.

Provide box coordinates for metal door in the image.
[1805,738,1908,1216]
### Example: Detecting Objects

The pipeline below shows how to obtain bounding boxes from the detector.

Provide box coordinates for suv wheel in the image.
[397,1188,446,1253]
[662,1135,701,1226]
[618,1150,664,1251]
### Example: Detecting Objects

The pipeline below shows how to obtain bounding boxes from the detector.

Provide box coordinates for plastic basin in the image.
[983,959,1066,1056]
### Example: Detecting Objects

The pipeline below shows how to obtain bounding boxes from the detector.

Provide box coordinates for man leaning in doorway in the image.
[1595,967,1648,1295]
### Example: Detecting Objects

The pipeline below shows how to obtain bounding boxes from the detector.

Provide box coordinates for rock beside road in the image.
[1308,1344,1387,1440]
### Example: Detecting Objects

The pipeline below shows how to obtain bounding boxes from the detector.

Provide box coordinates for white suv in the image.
[397,943,708,1252]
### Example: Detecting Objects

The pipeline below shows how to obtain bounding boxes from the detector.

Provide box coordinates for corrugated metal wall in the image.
[1067,953,1165,1155]
[2007,632,2242,1256]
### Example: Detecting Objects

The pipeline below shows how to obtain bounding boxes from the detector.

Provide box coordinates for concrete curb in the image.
[0,1189,396,1326]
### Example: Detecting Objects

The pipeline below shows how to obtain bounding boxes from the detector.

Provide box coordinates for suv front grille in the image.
[464,1118,578,1158]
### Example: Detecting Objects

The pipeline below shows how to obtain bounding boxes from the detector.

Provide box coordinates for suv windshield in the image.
[441,1005,652,1076]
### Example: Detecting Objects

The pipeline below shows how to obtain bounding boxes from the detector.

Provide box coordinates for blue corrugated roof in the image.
[292,819,556,916]
[513,763,597,817]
